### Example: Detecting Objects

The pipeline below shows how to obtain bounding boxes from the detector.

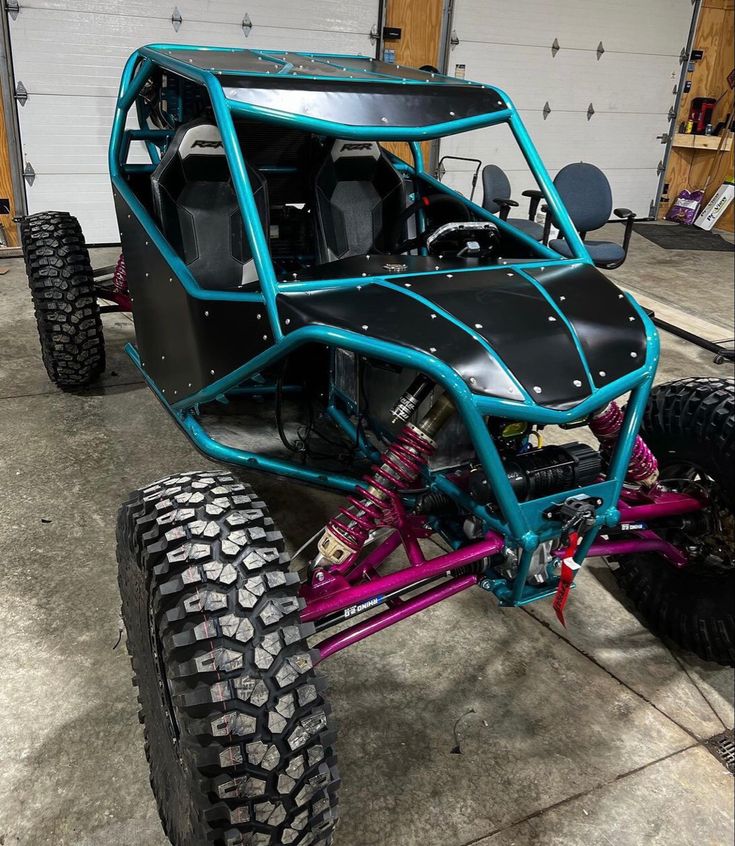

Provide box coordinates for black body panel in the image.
[278,264,646,409]
[114,191,269,397]
[278,283,525,402]
[526,263,647,388]
[288,254,483,281]
[223,78,505,130]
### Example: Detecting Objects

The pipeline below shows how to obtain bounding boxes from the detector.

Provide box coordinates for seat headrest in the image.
[174,122,225,160]
[330,139,381,161]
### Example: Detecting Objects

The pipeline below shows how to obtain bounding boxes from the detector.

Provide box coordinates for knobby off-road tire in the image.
[21,211,105,388]
[615,378,735,666]
[117,471,339,846]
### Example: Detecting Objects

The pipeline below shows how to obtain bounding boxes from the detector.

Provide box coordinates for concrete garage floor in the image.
[0,223,733,846]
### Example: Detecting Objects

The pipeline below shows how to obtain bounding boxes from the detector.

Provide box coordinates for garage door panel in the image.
[19,1,376,34]
[25,173,118,243]
[451,0,692,56]
[16,96,149,175]
[442,111,667,173]
[455,43,677,115]
[10,9,373,97]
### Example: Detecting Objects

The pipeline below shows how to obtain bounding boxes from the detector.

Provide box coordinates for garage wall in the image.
[440,0,695,217]
[6,0,381,242]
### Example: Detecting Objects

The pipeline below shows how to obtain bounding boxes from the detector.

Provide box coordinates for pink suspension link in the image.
[590,401,659,486]
[113,253,127,295]
[326,424,436,555]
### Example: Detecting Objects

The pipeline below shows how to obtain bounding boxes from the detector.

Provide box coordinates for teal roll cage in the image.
[109,45,659,603]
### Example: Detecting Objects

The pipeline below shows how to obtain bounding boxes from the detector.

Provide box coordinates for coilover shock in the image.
[590,400,659,486]
[316,390,455,564]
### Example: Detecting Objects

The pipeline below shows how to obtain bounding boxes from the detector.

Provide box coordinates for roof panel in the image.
[141,45,509,135]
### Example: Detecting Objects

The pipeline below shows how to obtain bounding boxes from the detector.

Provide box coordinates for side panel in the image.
[114,190,269,397]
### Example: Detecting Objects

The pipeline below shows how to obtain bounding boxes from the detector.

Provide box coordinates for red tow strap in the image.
[552,531,581,628]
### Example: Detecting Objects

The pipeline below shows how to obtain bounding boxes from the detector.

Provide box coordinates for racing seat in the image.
[151,118,269,290]
[313,140,406,263]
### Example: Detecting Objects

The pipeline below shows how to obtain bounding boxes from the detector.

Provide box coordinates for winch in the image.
[469,442,602,505]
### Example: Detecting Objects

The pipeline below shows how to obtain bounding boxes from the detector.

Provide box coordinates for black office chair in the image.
[481,164,544,240]
[544,162,635,269]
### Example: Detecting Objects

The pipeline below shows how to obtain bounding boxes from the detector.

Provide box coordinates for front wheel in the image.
[615,378,735,666]
[117,471,339,846]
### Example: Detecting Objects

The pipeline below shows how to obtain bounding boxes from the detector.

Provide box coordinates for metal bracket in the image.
[543,101,551,120]
[450,30,459,48]
[242,13,252,37]
[14,80,27,106]
[657,131,670,144]
[6,0,20,19]
[657,160,665,176]
[596,41,605,60]
[679,47,688,64]
[586,103,595,121]
[668,105,676,122]
[23,161,35,186]
[369,23,379,44]
[171,6,182,31]
[551,38,560,57]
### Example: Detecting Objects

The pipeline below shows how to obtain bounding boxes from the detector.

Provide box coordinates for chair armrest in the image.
[613,207,635,219]
[522,189,543,220]
[541,205,552,244]
[615,209,636,261]
[494,197,519,221]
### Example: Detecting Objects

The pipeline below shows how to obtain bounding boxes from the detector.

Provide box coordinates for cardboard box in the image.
[695,180,735,231]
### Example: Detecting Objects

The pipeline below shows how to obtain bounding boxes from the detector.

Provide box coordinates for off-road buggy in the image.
[21,45,734,846]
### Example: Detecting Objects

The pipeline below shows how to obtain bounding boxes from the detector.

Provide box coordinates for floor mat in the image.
[633,223,734,251]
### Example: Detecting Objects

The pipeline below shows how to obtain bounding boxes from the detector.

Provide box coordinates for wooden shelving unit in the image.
[671,132,733,151]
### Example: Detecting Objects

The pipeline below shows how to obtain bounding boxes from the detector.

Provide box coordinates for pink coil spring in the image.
[590,401,658,486]
[113,253,127,295]
[327,425,435,554]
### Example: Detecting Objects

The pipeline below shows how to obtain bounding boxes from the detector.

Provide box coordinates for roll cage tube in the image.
[109,46,591,325]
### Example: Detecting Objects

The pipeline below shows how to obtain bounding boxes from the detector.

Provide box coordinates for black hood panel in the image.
[278,263,648,410]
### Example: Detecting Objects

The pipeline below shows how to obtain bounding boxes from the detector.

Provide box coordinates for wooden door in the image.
[0,86,19,247]
[381,0,446,167]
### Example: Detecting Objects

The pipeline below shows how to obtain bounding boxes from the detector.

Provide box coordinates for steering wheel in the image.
[391,193,471,253]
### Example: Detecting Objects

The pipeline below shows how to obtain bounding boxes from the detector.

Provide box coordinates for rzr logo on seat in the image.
[192,139,223,149]
[341,143,373,152]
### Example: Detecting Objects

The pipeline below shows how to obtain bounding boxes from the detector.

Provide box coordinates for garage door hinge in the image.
[242,13,252,37]
[23,161,35,186]
[6,0,20,18]
[171,6,182,31]
[369,24,379,43]
[596,41,605,60]
[658,131,670,144]
[543,101,551,120]
[657,160,665,176]
[551,38,560,57]
[668,105,676,122]
[450,30,459,48]
[679,47,688,64]
[586,103,595,120]
[14,80,28,105]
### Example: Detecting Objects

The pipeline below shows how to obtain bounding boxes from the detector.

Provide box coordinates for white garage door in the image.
[440,0,694,218]
[7,0,381,242]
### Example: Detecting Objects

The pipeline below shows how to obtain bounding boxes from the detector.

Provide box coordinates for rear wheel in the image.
[117,471,339,845]
[21,211,105,388]
[615,378,735,666]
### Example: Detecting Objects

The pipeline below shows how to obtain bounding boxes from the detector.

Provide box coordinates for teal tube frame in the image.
[110,45,660,602]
